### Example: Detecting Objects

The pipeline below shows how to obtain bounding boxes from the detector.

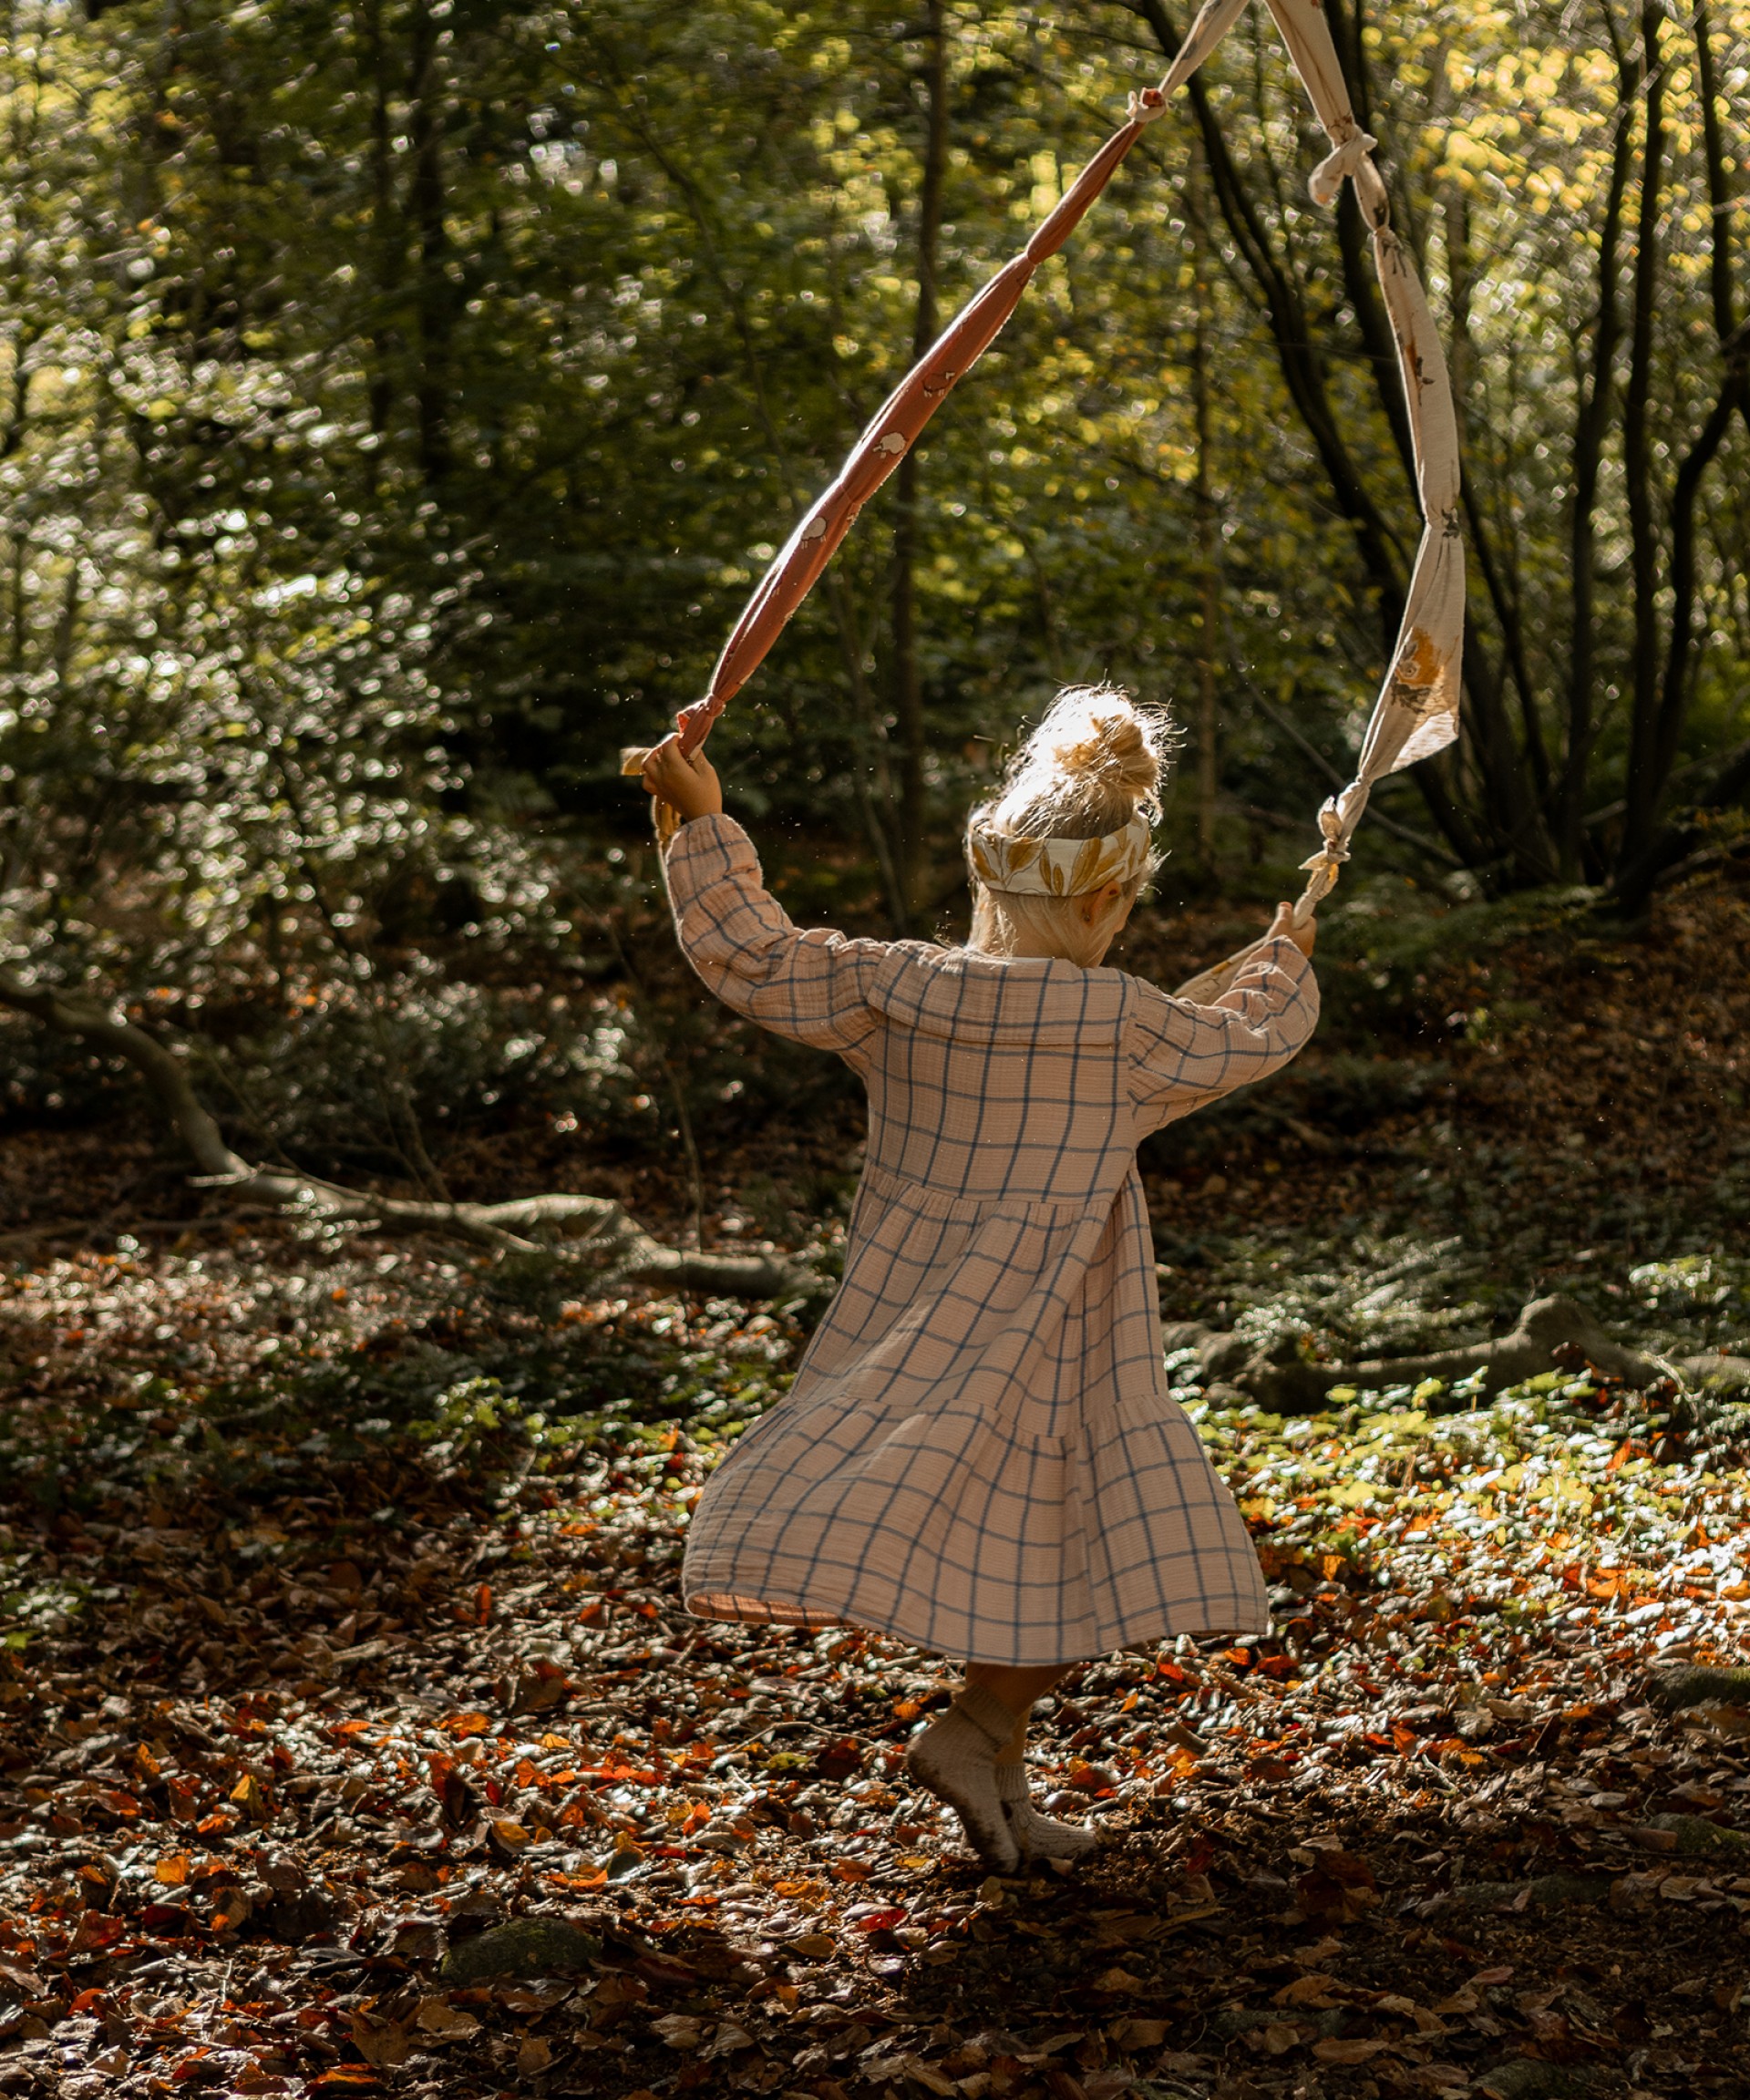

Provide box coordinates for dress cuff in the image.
[663,810,746,860]
[1223,933,1312,991]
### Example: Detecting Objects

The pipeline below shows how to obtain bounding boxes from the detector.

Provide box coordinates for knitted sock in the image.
[903,1685,1019,1873]
[994,1762,1100,1861]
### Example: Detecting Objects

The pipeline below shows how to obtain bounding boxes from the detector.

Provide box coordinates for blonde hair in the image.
[967,685,1172,967]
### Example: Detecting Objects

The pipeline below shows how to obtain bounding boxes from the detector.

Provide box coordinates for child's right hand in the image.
[641,737,724,825]
[1267,901,1316,958]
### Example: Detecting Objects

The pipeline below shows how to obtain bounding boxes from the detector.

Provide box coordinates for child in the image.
[640,688,1317,1870]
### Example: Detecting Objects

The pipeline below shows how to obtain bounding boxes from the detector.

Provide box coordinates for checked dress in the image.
[665,815,1319,1665]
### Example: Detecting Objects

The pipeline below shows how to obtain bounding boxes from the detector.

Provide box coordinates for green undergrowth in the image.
[1153,1232,1750,1651]
[1305,876,1602,1037]
[1196,1374,1744,1600]
[5,1229,1747,1623]
[1161,1366,1750,1707]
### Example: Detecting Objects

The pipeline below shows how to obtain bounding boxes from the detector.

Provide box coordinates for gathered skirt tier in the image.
[682,1163,1269,1665]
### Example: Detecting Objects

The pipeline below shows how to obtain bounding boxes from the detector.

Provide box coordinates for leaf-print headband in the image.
[965,812,1155,897]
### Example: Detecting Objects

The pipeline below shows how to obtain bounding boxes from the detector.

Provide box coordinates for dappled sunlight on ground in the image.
[4,1264,1750,2098]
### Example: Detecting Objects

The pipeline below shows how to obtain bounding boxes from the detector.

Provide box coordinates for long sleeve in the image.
[662,814,888,1059]
[1127,935,1319,1132]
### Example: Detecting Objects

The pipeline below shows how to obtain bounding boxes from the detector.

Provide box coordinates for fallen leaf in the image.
[67,1911,126,1954]
[170,2052,228,2086]
[347,2013,411,2069]
[510,1668,570,1715]
[893,2055,957,2095]
[414,1999,481,2043]
[386,1920,447,1966]
[813,1737,864,1781]
[1275,1973,1342,2008]
[438,1918,600,1984]
[1112,2018,1169,2049]
[1295,1850,1378,1921]
[229,1774,271,1822]
[1313,2036,1388,2064]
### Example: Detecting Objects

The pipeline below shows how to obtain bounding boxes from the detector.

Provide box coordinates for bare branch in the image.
[0,972,802,1297]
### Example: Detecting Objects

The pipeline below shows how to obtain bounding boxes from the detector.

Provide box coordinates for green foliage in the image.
[1,0,1747,1169]
[1189,1352,1748,1604]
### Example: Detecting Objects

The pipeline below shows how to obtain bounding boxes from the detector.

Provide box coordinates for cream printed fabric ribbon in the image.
[965,814,1155,898]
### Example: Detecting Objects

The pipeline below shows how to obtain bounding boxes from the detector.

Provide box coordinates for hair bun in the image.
[985,685,1171,839]
[1035,695,1156,798]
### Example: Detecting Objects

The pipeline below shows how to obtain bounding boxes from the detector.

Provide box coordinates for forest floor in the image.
[4,869,1750,2100]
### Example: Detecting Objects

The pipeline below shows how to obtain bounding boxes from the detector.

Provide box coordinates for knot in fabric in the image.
[1309,130,1378,209]
[674,693,725,755]
[1127,84,1168,125]
[1298,797,1353,880]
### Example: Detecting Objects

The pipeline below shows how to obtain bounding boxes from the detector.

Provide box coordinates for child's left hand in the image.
[640,737,724,825]
[1266,901,1316,958]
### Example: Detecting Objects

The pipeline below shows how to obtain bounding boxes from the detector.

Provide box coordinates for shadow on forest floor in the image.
[4,874,1750,2100]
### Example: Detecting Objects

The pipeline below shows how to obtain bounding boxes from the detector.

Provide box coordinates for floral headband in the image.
[965,812,1154,897]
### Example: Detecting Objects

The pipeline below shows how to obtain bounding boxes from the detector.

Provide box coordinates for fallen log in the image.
[1,971,802,1297]
[1647,1662,1750,1714]
[1161,1290,1750,1414]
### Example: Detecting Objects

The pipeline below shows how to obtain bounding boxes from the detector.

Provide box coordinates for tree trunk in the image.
[407,0,453,491]
[1611,735,1750,913]
[1132,0,1542,886]
[362,0,399,496]
[1189,148,1220,868]
[1620,3,1669,865]
[1445,178,1552,812]
[1560,29,1640,877]
[1136,1,1408,633]
[890,0,948,926]
[824,573,911,934]
[1326,0,1554,881]
[1179,1294,1735,1414]
[1623,0,1749,876]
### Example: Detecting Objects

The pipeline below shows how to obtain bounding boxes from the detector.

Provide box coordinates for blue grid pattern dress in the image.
[665,815,1318,1665]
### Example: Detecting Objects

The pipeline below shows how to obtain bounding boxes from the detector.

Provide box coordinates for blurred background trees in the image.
[2,0,1747,1194]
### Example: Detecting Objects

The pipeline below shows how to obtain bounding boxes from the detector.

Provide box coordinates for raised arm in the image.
[1127,934,1320,1133]
[642,738,889,1059]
